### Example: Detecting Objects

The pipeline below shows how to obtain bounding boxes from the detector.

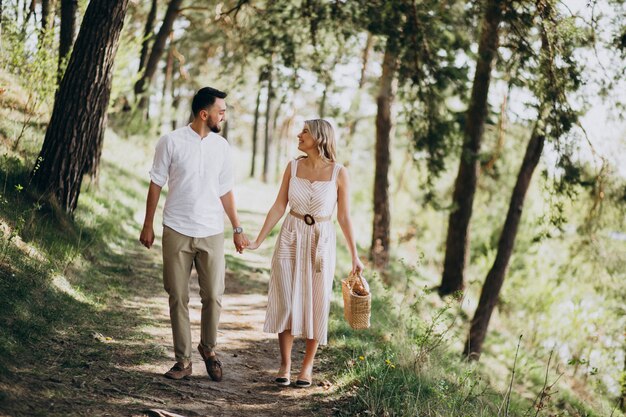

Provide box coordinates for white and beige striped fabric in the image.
[263,159,342,345]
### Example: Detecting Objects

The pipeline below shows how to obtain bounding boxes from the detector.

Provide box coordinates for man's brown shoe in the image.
[164,362,192,380]
[197,344,223,382]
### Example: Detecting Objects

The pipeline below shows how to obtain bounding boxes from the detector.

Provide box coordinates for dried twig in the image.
[502,335,522,417]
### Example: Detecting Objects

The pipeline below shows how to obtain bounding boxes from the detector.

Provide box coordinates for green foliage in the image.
[359,0,473,190]
[0,0,624,414]
[326,266,528,416]
[0,127,165,382]
[1,20,57,109]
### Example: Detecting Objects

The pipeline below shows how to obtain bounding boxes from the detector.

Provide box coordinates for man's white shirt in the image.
[149,125,234,238]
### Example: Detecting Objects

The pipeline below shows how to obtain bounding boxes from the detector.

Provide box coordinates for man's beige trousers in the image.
[162,226,225,362]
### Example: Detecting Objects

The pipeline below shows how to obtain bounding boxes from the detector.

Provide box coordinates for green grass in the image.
[322,260,625,417]
[323,270,516,416]
[1,56,624,416]
[0,121,171,415]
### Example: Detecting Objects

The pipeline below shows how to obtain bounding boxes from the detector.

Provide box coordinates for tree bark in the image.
[319,87,327,119]
[39,0,56,46]
[159,32,174,128]
[222,119,229,140]
[463,120,545,359]
[439,0,504,296]
[262,66,273,183]
[170,62,180,130]
[32,0,130,214]
[134,0,182,110]
[370,39,397,270]
[138,0,158,77]
[346,32,372,141]
[250,79,262,178]
[57,0,78,82]
[22,0,36,35]
[273,93,287,179]
[41,0,54,31]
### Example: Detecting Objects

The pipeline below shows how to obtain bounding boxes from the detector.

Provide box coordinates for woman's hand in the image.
[351,257,364,275]
[247,240,261,250]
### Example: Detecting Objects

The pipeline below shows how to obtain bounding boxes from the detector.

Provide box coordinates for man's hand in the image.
[139,225,155,249]
[233,233,249,254]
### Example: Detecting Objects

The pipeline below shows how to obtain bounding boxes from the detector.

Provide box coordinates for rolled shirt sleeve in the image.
[149,135,170,187]
[219,143,235,196]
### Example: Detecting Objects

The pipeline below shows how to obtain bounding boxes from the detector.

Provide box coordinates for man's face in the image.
[202,98,227,133]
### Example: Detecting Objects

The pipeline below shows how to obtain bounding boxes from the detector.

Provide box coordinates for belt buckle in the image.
[303,214,315,225]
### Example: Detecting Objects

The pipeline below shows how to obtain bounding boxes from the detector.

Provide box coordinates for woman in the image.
[247,119,364,388]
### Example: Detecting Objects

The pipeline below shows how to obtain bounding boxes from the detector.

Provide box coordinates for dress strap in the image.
[331,163,342,182]
[291,159,298,177]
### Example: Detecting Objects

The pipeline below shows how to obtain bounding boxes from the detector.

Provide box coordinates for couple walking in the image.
[139,86,364,388]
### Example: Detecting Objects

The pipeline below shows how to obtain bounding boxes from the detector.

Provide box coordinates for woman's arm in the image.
[247,164,292,250]
[336,166,364,273]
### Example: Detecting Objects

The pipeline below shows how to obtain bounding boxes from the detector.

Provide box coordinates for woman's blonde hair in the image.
[301,119,337,162]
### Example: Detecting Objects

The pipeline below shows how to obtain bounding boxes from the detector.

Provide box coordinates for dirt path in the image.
[123,256,337,417]
[116,182,340,417]
[0,180,341,417]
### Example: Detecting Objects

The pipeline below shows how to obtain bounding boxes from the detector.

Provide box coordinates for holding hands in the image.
[246,240,261,250]
[233,231,249,254]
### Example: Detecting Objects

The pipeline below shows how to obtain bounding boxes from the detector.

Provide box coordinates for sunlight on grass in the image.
[51,274,99,306]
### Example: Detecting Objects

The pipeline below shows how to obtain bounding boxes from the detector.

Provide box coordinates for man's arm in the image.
[139,181,162,249]
[220,190,249,253]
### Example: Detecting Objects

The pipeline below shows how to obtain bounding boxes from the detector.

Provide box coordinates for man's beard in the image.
[208,120,221,133]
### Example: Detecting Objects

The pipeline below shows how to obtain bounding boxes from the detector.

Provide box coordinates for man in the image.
[139,87,248,382]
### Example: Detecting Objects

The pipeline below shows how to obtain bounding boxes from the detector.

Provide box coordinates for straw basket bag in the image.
[341,272,371,329]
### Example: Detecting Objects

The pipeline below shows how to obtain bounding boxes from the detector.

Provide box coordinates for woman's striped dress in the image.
[263,159,342,345]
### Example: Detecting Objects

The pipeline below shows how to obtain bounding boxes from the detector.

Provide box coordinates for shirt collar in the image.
[186,124,211,141]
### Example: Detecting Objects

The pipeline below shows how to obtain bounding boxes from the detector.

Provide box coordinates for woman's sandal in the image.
[274,376,291,386]
[295,375,312,388]
[274,368,291,386]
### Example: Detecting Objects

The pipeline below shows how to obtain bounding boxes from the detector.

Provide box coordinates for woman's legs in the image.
[278,330,294,377]
[297,338,319,382]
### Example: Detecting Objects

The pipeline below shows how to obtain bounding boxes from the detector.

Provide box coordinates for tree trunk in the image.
[262,66,273,183]
[370,39,397,270]
[273,93,287,179]
[39,0,56,46]
[222,119,229,140]
[439,0,504,296]
[250,81,262,178]
[159,32,174,128]
[22,0,36,36]
[463,121,545,360]
[41,0,54,31]
[57,0,77,82]
[319,86,327,118]
[346,32,372,142]
[168,49,181,131]
[170,65,180,131]
[138,0,158,77]
[32,0,130,214]
[134,0,182,110]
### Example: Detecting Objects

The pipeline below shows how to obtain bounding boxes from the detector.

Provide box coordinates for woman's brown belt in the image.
[288,210,332,272]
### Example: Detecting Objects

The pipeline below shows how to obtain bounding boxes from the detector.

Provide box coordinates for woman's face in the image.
[297,125,317,153]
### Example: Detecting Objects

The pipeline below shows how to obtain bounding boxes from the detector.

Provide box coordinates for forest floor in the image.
[0,172,343,416]
[0,125,339,417]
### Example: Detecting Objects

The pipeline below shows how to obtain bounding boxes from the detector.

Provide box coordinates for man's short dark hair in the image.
[192,87,227,116]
